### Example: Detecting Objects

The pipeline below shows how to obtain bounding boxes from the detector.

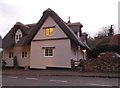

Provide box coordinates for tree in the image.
[96,25,114,37]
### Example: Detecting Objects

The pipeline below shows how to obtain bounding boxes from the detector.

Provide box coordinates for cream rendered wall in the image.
[3,46,30,67]
[30,16,72,69]
[30,39,71,69]
[3,49,13,66]
[33,16,67,40]
[70,41,78,61]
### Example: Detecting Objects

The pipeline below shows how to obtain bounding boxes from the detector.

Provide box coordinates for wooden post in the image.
[71,59,75,70]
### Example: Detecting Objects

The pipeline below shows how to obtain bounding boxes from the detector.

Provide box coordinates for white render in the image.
[30,16,83,69]
[3,46,30,67]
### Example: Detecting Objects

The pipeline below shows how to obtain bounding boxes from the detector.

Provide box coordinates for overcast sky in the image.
[0,0,119,38]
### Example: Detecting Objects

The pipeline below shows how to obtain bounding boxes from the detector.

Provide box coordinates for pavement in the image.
[2,68,120,78]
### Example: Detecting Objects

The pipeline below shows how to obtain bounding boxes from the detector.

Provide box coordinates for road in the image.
[2,75,119,86]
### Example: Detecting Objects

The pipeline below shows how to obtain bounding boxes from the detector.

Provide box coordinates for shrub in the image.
[84,52,120,72]
[2,59,6,69]
[13,56,19,69]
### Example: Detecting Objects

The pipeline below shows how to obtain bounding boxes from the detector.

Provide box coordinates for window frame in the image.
[44,48,54,57]
[19,34,22,40]
[45,27,54,37]
[43,26,55,37]
[22,52,27,58]
[9,52,14,58]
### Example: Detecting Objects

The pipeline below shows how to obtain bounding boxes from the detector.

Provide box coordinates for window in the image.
[9,52,14,58]
[19,34,22,39]
[16,34,22,43]
[44,48,53,57]
[45,27,54,36]
[15,29,23,43]
[16,35,18,40]
[22,52,27,58]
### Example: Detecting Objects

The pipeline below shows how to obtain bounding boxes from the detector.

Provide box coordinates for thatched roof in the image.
[3,8,90,50]
[2,22,35,48]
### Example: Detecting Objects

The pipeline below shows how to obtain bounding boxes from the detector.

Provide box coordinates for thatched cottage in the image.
[2,8,90,69]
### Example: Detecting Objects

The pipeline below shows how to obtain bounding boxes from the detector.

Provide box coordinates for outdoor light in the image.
[82,49,86,60]
[82,49,86,53]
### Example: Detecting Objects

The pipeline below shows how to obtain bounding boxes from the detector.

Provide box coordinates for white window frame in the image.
[15,29,22,43]
[9,52,14,58]
[44,48,54,57]
[22,52,27,58]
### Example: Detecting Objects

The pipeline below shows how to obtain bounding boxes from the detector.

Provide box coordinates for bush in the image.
[13,56,19,69]
[88,45,120,58]
[84,52,120,72]
[2,59,6,69]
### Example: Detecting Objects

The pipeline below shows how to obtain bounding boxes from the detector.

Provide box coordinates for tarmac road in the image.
[2,75,119,87]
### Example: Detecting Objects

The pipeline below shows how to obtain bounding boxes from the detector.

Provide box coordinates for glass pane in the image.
[19,35,21,39]
[45,53,48,56]
[45,48,53,56]
[25,52,27,57]
[22,52,24,58]
[9,52,11,58]
[49,28,53,34]
[45,28,54,36]
[46,28,50,36]
[12,52,14,57]
[49,53,53,56]
[16,35,18,40]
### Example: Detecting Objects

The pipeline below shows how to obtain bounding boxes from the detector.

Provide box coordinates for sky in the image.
[0,0,119,38]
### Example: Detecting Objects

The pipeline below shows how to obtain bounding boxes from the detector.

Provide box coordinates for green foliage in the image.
[76,59,85,71]
[84,52,120,72]
[88,45,120,58]
[13,56,19,69]
[87,36,110,49]
[2,59,6,69]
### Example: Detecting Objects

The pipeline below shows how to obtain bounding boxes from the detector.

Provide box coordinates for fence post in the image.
[71,59,75,70]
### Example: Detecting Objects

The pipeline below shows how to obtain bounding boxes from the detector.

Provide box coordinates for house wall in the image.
[30,39,71,69]
[3,46,30,67]
[30,16,72,69]
[33,16,68,40]
[70,41,83,61]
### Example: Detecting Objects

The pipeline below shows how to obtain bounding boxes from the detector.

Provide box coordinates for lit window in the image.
[9,52,14,58]
[45,28,54,36]
[44,48,53,57]
[22,52,27,58]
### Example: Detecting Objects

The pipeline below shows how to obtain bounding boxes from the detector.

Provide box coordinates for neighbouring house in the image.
[2,8,90,69]
[109,34,120,46]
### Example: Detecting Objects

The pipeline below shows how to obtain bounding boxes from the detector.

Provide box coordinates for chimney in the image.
[67,16,71,23]
[82,32,88,43]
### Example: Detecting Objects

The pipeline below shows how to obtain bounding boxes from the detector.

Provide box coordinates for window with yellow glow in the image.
[45,28,54,36]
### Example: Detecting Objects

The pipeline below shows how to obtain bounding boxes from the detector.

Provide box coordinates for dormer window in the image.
[16,34,22,40]
[19,34,22,39]
[15,29,22,43]
[16,34,18,40]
